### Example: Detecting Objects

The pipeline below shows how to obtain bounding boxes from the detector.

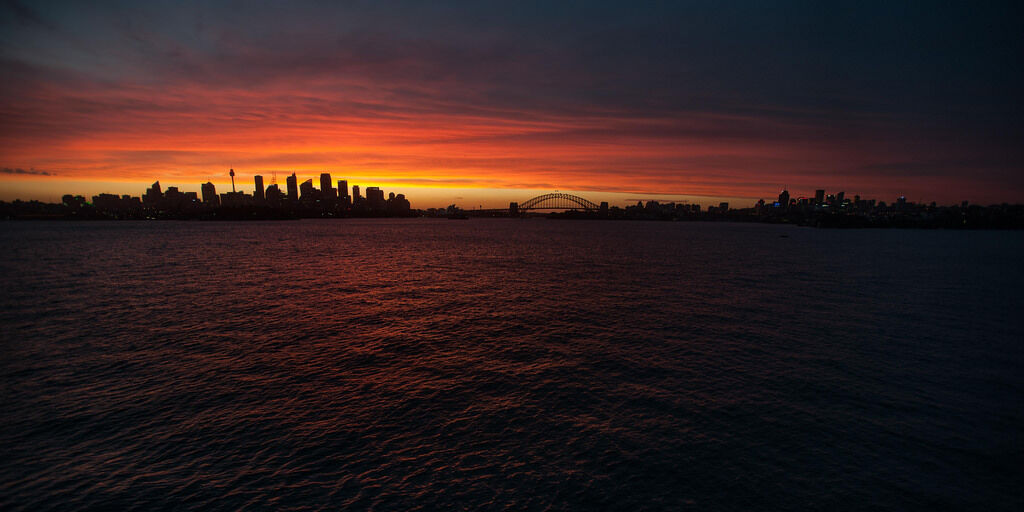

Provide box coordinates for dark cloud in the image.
[850,158,1023,179]
[2,1,57,30]
[8,1,1021,119]
[1,1,1022,201]
[1,167,56,176]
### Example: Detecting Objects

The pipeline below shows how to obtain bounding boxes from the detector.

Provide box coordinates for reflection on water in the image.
[1,219,1022,510]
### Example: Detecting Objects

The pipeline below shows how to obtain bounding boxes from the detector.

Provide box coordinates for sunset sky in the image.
[2,1,1022,207]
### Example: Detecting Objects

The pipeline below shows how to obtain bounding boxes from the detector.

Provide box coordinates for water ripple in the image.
[1,219,1023,510]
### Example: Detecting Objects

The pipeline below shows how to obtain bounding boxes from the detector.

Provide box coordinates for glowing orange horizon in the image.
[3,2,1023,207]
[1,72,1018,206]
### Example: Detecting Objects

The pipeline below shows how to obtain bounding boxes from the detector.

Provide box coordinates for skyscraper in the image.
[365,187,386,210]
[337,180,349,200]
[286,173,298,201]
[778,189,790,209]
[264,184,282,204]
[320,173,334,199]
[389,193,411,214]
[352,185,361,203]
[201,181,218,205]
[814,189,825,205]
[144,181,163,206]
[299,179,315,201]
[254,175,265,201]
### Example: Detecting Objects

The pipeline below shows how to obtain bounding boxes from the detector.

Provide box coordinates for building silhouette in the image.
[20,167,428,220]
[286,173,298,202]
[254,175,264,201]
[778,189,790,209]
[265,183,282,204]
[299,179,315,202]
[91,193,140,214]
[201,182,219,206]
[365,186,386,210]
[26,173,1024,228]
[220,190,250,207]
[144,181,162,206]
[388,193,411,214]
[320,173,334,200]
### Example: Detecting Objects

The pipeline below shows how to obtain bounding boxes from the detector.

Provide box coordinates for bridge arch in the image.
[518,193,599,210]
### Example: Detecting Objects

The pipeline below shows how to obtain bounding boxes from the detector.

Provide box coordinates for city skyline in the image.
[9,169,1021,230]
[3,3,1023,508]
[0,172,769,210]
[13,167,1007,213]
[2,2,1023,206]
[1,169,1013,211]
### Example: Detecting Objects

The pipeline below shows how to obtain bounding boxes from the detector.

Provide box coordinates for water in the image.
[1,219,1022,510]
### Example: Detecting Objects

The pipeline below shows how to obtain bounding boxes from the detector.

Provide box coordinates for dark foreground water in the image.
[1,219,1022,510]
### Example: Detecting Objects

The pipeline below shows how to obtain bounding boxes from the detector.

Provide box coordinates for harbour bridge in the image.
[459,192,604,215]
[514,193,600,211]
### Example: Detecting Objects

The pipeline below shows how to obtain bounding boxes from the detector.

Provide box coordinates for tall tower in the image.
[320,172,334,199]
[254,175,265,201]
[286,173,298,201]
[299,179,315,200]
[201,182,218,204]
[229,168,236,193]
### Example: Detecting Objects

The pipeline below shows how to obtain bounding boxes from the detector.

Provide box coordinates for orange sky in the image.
[2,2,1022,207]
[1,76,1001,208]
[0,80,822,206]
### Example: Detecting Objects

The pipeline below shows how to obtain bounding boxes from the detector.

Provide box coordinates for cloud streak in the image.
[1,167,56,176]
[1,1,1022,203]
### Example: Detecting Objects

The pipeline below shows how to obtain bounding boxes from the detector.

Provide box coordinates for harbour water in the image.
[1,219,1022,510]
